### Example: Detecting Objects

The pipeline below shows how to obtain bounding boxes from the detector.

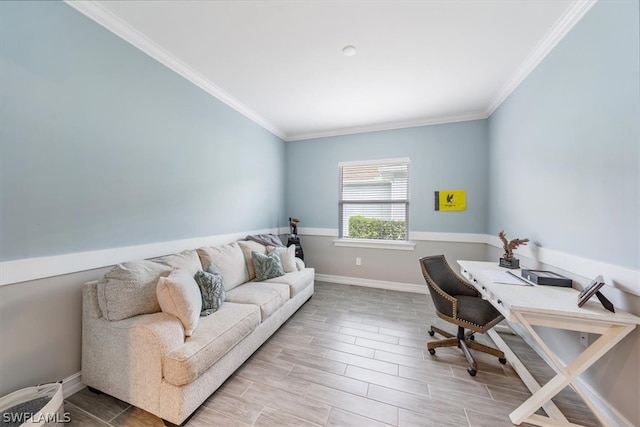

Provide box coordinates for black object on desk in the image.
[578,275,614,312]
[521,269,572,287]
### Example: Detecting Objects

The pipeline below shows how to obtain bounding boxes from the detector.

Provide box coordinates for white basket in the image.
[0,383,65,426]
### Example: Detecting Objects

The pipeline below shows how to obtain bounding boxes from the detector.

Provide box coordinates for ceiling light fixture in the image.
[342,45,356,57]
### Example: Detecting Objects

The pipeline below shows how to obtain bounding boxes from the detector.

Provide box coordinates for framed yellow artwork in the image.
[434,189,466,211]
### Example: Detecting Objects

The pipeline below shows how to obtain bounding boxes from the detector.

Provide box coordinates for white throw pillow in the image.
[157,268,202,336]
[197,242,249,291]
[267,245,297,273]
[237,240,267,280]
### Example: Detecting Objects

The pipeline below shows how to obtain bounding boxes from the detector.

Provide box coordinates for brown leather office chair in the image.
[420,255,506,376]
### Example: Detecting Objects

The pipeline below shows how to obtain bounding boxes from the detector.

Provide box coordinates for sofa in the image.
[81,238,314,425]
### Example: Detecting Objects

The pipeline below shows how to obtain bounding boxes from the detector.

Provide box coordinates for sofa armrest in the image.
[83,284,185,415]
[295,257,306,271]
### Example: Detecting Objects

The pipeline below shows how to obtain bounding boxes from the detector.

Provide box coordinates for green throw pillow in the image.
[194,266,226,316]
[252,250,285,281]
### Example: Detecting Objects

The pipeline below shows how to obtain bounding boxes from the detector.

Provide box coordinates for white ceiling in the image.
[66,1,596,141]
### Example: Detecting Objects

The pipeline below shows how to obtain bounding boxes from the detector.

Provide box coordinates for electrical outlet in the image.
[356,257,361,266]
[579,332,588,347]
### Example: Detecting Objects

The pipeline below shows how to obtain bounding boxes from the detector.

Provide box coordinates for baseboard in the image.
[61,372,85,398]
[315,273,427,294]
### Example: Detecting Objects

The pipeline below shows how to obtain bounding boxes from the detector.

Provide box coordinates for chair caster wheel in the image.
[469,335,475,341]
[428,348,435,355]
[428,330,435,337]
[499,358,507,365]
[467,368,477,376]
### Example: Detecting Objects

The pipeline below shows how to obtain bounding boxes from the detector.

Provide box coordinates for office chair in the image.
[420,255,506,376]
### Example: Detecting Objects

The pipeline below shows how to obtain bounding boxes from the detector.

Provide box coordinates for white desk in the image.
[458,260,640,427]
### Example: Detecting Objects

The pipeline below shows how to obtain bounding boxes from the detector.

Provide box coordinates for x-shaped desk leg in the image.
[508,311,635,426]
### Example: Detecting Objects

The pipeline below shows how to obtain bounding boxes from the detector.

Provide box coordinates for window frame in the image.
[338,158,411,243]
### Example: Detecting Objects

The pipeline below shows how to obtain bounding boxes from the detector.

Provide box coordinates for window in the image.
[339,158,410,241]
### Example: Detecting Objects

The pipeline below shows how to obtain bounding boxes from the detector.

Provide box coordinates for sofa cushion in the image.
[155,250,203,276]
[194,269,226,316]
[264,268,315,298]
[252,251,285,281]
[267,245,297,273]
[237,240,267,280]
[225,282,289,322]
[197,242,248,291]
[157,269,202,336]
[98,260,172,321]
[163,302,260,386]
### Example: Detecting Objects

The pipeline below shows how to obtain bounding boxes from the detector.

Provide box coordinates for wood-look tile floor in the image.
[65,282,600,427]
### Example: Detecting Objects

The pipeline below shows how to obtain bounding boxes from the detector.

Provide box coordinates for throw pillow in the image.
[98,260,172,321]
[196,242,248,291]
[238,240,267,280]
[194,267,226,316]
[267,245,296,273]
[157,268,202,336]
[251,250,285,281]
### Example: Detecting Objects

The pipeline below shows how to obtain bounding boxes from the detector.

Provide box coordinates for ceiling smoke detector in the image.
[342,45,356,57]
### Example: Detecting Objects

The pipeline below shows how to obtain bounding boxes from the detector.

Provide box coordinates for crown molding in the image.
[286,112,488,142]
[63,0,287,141]
[485,0,598,115]
[64,1,595,142]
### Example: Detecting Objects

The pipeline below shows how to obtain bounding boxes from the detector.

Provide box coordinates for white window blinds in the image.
[339,158,410,241]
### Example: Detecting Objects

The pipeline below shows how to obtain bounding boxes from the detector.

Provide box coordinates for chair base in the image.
[427,325,506,376]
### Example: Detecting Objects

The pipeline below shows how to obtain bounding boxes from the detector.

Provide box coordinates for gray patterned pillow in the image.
[194,266,226,316]
[252,250,285,281]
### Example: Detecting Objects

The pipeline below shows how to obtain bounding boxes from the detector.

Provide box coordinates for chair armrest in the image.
[429,288,456,318]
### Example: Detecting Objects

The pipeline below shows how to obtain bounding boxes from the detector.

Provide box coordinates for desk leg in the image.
[487,329,567,422]
[508,315,634,426]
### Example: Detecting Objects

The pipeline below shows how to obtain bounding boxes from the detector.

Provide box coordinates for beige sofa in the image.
[81,239,314,425]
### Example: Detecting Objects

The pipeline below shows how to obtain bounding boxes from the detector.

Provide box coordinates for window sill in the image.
[333,239,415,251]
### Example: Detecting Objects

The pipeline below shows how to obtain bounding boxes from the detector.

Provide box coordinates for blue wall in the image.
[286,120,489,233]
[488,0,639,269]
[0,1,286,261]
[2,0,637,271]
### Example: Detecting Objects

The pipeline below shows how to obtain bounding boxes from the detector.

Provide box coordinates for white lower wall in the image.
[296,227,639,295]
[0,228,285,398]
[0,266,112,398]
[1,229,637,426]
[301,233,487,287]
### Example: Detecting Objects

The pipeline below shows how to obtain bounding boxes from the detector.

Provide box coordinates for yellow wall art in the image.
[434,189,467,211]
